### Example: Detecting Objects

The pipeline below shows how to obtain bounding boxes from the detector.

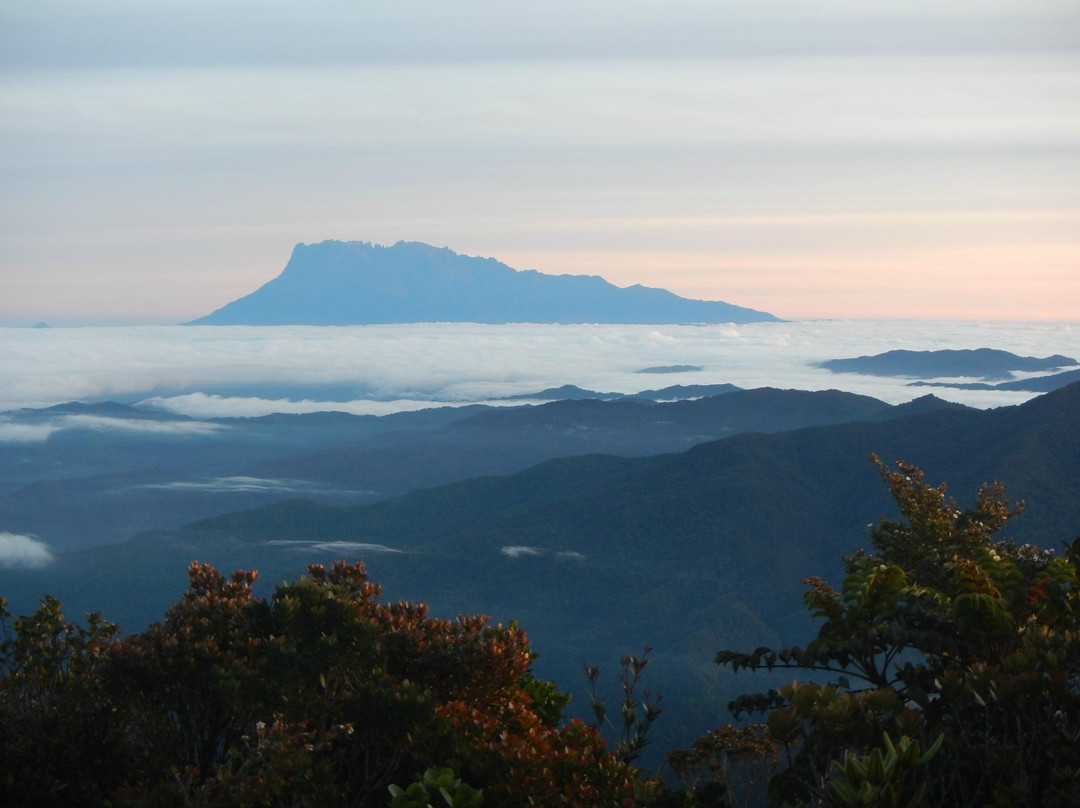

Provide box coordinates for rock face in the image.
[186,240,781,325]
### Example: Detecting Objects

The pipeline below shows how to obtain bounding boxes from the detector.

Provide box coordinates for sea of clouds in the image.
[2,320,1078,420]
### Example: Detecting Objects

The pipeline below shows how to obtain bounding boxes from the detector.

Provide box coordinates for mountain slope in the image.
[4,384,1076,756]
[187,240,780,325]
[0,388,935,551]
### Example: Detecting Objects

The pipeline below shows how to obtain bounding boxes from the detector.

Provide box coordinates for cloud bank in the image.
[1,321,1076,419]
[0,421,62,443]
[138,393,492,419]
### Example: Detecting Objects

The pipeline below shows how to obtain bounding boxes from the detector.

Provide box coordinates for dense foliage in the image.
[4,455,1079,807]
[688,456,1080,807]
[0,561,642,807]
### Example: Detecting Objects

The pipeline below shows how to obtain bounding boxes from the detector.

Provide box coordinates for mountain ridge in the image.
[3,382,1077,756]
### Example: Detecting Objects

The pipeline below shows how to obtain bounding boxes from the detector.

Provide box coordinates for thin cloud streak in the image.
[58,414,226,436]
[266,540,403,554]
[0,412,226,443]
[138,393,495,420]
[138,476,373,496]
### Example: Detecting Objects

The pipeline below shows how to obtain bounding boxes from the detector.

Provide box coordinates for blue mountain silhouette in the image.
[187,240,780,325]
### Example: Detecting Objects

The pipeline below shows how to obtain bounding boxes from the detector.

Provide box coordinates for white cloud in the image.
[139,476,373,495]
[0,420,61,443]
[502,546,545,558]
[57,414,226,436]
[308,541,402,554]
[138,392,485,419]
[266,540,402,554]
[0,532,55,569]
[0,412,226,442]
[501,546,587,560]
[142,476,305,493]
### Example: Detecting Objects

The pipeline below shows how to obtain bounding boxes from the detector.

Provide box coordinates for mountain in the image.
[2,384,1074,754]
[498,382,742,402]
[186,240,781,325]
[910,367,1080,393]
[0,388,933,551]
[819,348,1077,380]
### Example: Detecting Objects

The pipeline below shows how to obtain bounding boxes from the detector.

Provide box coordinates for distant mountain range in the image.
[186,240,780,325]
[0,386,946,551]
[4,382,1078,755]
[497,382,740,401]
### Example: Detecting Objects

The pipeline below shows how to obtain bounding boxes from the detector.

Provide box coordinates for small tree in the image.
[703,457,1080,807]
[585,647,664,764]
[0,596,128,807]
[3,560,649,807]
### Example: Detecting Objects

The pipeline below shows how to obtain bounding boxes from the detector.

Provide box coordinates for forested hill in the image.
[185,379,1080,563]
[0,387,960,552]
[6,382,1078,760]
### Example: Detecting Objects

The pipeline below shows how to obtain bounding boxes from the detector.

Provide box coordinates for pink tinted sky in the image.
[1,1,1077,324]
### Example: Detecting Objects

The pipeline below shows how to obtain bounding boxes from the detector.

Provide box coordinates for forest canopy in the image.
[2,457,1079,807]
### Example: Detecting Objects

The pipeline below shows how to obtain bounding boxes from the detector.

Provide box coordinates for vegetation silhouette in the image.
[677,457,1080,807]
[3,457,1079,806]
[1,562,641,807]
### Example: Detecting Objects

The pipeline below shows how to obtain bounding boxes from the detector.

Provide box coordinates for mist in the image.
[0,533,55,569]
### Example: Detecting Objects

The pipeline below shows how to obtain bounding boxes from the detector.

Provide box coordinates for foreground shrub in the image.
[1,561,644,807]
[690,457,1080,807]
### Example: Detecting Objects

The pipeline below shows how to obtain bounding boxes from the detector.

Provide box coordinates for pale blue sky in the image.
[2,1,1078,324]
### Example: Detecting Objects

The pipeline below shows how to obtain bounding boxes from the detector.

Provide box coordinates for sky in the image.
[1,1,1078,325]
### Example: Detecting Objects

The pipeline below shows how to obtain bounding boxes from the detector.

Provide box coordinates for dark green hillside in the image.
[255,388,949,495]
[3,383,1078,757]
[0,388,958,552]
[455,387,899,437]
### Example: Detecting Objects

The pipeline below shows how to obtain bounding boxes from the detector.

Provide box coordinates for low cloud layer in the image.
[0,533,55,569]
[0,421,62,443]
[60,414,225,436]
[0,412,226,443]
[1,322,1074,419]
